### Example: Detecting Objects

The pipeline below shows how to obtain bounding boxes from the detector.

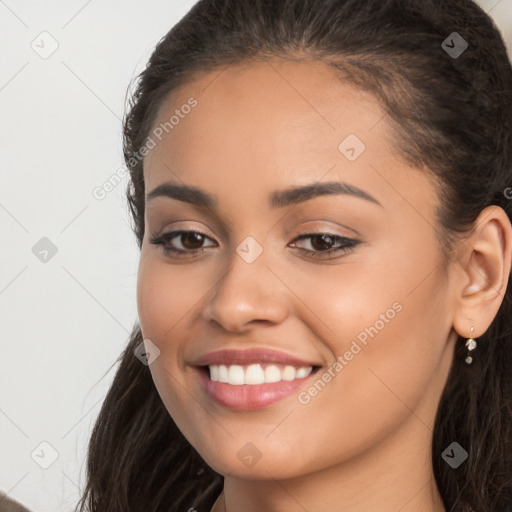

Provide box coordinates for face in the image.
[137,57,459,479]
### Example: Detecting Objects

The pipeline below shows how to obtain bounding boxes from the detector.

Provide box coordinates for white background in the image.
[1,1,511,510]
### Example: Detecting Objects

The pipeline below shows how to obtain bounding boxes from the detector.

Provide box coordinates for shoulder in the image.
[0,492,31,512]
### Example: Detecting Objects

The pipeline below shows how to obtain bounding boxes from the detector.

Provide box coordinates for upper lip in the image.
[192,348,321,368]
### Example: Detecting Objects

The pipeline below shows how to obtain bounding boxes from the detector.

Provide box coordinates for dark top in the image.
[0,492,31,512]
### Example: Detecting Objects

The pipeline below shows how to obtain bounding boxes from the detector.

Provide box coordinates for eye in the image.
[150,230,216,257]
[150,229,360,260]
[289,233,360,259]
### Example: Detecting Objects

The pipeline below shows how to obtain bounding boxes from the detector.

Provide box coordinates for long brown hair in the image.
[78,1,512,510]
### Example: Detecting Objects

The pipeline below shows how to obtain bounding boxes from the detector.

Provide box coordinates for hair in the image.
[77,1,512,511]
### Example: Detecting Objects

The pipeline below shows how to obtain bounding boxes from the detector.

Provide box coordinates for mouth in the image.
[195,363,322,410]
[201,362,321,384]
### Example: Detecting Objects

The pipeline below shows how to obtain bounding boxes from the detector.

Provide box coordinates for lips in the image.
[196,365,320,410]
[191,347,322,410]
[191,347,322,368]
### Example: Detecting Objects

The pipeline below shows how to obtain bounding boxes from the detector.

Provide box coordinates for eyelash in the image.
[149,229,360,260]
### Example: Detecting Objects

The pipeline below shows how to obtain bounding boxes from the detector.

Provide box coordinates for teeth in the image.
[210,365,219,381]
[296,367,312,378]
[218,365,229,383]
[228,365,245,385]
[264,364,282,383]
[208,363,313,385]
[246,363,265,384]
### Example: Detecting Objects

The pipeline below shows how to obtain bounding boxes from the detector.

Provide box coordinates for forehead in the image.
[143,57,434,213]
[147,60,384,168]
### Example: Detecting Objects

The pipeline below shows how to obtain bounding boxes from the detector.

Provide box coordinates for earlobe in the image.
[453,205,512,338]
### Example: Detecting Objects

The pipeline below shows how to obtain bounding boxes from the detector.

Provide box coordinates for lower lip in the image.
[196,367,319,411]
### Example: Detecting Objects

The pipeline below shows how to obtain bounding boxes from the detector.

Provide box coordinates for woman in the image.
[78,0,512,510]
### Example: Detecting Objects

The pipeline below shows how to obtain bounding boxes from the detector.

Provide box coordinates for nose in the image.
[201,244,289,333]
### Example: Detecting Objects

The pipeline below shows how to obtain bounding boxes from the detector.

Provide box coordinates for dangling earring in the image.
[465,325,477,364]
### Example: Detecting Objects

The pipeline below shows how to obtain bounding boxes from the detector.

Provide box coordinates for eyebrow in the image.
[146,181,383,209]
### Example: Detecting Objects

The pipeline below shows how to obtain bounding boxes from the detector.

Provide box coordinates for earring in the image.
[465,325,477,364]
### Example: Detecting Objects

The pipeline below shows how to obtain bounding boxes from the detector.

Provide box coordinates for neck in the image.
[211,413,446,512]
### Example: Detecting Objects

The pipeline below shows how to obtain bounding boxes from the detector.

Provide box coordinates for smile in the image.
[208,363,313,385]
[196,363,321,410]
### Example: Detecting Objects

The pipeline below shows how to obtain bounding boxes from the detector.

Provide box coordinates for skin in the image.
[136,57,512,512]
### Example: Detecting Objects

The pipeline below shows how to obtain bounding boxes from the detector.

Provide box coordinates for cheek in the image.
[136,253,203,341]
[136,255,197,404]
[285,232,450,414]
[256,243,451,474]
[135,253,212,410]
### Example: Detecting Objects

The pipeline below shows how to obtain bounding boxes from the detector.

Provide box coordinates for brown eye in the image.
[180,232,206,250]
[150,230,217,257]
[308,234,337,251]
[290,233,360,260]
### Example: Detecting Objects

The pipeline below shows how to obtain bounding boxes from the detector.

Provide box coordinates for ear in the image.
[453,205,512,338]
